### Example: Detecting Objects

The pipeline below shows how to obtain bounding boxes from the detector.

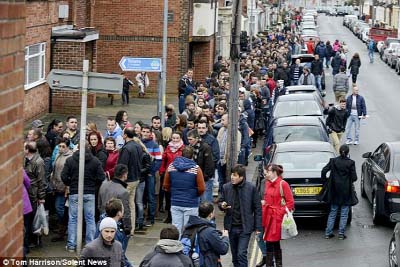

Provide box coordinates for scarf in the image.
[168,140,183,153]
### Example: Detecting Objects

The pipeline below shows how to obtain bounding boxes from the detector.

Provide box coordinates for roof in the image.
[286,85,317,92]
[276,141,334,153]
[276,93,315,102]
[273,116,322,127]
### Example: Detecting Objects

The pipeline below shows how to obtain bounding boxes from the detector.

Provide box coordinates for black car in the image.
[361,142,400,224]
[272,93,325,121]
[263,116,330,156]
[263,141,336,219]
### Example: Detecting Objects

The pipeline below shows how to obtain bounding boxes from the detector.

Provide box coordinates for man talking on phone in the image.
[218,164,262,267]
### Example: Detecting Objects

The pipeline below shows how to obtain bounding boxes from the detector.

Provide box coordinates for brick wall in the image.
[24,0,67,121]
[0,0,25,258]
[192,37,215,82]
[51,41,96,113]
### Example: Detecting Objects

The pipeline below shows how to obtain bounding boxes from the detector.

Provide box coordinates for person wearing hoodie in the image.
[50,137,73,242]
[139,225,193,267]
[163,146,205,235]
[61,144,106,252]
[331,52,343,75]
[184,202,230,267]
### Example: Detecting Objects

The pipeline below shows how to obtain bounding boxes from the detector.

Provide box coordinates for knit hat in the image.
[99,217,117,232]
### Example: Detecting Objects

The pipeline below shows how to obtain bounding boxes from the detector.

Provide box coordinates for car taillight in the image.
[265,145,271,155]
[385,180,400,193]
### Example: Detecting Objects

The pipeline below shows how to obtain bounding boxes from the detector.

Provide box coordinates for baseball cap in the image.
[32,119,44,128]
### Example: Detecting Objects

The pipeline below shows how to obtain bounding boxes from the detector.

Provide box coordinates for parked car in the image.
[387,47,400,68]
[271,93,325,121]
[395,57,400,75]
[361,142,400,224]
[389,212,400,267]
[285,85,325,105]
[263,116,330,156]
[361,27,370,43]
[383,43,400,64]
[343,15,357,26]
[261,141,337,219]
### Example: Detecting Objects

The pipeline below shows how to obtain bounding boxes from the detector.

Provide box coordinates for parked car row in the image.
[380,38,400,74]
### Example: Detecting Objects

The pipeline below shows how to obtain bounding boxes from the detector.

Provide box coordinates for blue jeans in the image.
[54,192,65,223]
[325,204,350,235]
[325,57,331,68]
[179,95,185,114]
[135,181,146,226]
[229,226,251,267]
[171,206,198,235]
[67,194,96,249]
[217,164,227,194]
[315,74,322,92]
[116,230,132,267]
[200,179,214,203]
[146,175,156,223]
[256,230,267,256]
[345,114,360,142]
[368,50,374,63]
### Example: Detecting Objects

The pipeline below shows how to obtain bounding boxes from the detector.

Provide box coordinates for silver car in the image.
[389,213,400,267]
[383,43,400,65]
[387,47,400,68]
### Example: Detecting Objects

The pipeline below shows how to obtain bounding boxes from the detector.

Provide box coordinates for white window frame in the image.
[24,42,46,90]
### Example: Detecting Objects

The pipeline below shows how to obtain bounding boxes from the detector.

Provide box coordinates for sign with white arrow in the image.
[119,57,162,72]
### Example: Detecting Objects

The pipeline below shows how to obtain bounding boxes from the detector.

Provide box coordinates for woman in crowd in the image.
[262,164,294,267]
[88,131,108,169]
[174,114,187,133]
[115,110,130,130]
[50,137,73,242]
[134,121,144,137]
[348,53,361,84]
[45,119,63,150]
[161,127,173,149]
[104,137,119,180]
[23,170,33,255]
[158,132,185,223]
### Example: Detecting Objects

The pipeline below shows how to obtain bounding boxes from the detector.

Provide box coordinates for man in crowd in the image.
[65,116,80,145]
[333,66,349,103]
[178,69,195,114]
[311,54,324,92]
[324,98,349,153]
[345,86,367,145]
[151,116,162,132]
[118,127,143,236]
[104,116,124,149]
[289,58,303,85]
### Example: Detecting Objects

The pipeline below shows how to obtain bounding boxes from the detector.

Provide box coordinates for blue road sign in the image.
[119,57,162,72]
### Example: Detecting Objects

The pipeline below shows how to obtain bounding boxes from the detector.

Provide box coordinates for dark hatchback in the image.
[361,142,400,224]
[263,116,330,156]
[265,141,336,218]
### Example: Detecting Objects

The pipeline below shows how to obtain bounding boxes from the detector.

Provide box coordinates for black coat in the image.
[218,181,262,234]
[321,156,357,205]
[61,150,106,195]
[92,146,108,170]
[193,141,215,181]
[118,140,143,182]
[348,58,361,75]
[275,67,291,86]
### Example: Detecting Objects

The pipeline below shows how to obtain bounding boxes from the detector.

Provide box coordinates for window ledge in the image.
[24,79,46,91]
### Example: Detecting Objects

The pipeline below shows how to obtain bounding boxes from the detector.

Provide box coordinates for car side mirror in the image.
[254,155,264,162]
[362,152,372,158]
[390,213,400,222]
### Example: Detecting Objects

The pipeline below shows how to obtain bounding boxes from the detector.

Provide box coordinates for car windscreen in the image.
[273,151,333,172]
[274,100,322,118]
[273,125,324,143]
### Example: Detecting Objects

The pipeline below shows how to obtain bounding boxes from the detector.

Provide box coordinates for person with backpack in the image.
[218,164,262,267]
[139,225,193,267]
[321,144,358,240]
[182,202,230,267]
[163,146,205,236]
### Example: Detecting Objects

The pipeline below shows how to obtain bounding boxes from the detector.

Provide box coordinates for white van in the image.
[343,15,357,27]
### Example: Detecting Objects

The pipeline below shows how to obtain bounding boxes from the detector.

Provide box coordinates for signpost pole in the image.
[161,0,168,127]
[157,73,163,118]
[76,60,89,255]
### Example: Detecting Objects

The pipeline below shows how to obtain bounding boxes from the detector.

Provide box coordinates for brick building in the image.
[0,0,26,257]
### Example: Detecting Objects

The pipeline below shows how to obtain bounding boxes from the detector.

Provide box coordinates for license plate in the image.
[294,187,322,196]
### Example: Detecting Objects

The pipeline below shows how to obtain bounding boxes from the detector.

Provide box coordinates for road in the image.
[270,14,399,267]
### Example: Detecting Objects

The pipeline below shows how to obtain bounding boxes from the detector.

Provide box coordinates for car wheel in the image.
[372,193,383,225]
[389,234,398,267]
[361,172,367,198]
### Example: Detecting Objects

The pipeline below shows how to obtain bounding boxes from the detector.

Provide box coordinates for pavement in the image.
[26,93,262,266]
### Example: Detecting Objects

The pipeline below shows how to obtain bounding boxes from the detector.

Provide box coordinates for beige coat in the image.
[51,150,72,192]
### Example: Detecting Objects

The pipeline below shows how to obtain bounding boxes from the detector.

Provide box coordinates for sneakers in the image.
[345,140,353,145]
[325,234,335,239]
[65,246,75,253]
[338,234,347,240]
[354,141,359,145]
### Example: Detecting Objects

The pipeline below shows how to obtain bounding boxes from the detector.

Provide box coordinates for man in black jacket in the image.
[118,127,143,235]
[187,129,215,203]
[275,62,290,87]
[61,145,106,252]
[311,54,324,92]
[178,69,195,114]
[324,98,349,153]
[219,164,262,267]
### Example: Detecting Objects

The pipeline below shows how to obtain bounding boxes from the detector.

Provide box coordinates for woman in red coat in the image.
[158,132,185,223]
[104,137,119,180]
[262,164,294,267]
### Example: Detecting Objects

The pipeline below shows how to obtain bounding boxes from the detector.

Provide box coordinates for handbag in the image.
[349,183,359,206]
[279,181,298,239]
[317,177,332,203]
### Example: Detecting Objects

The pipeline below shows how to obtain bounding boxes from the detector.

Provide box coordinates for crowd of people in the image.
[21,9,369,267]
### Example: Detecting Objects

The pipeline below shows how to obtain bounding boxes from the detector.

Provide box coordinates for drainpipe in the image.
[49,38,56,113]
